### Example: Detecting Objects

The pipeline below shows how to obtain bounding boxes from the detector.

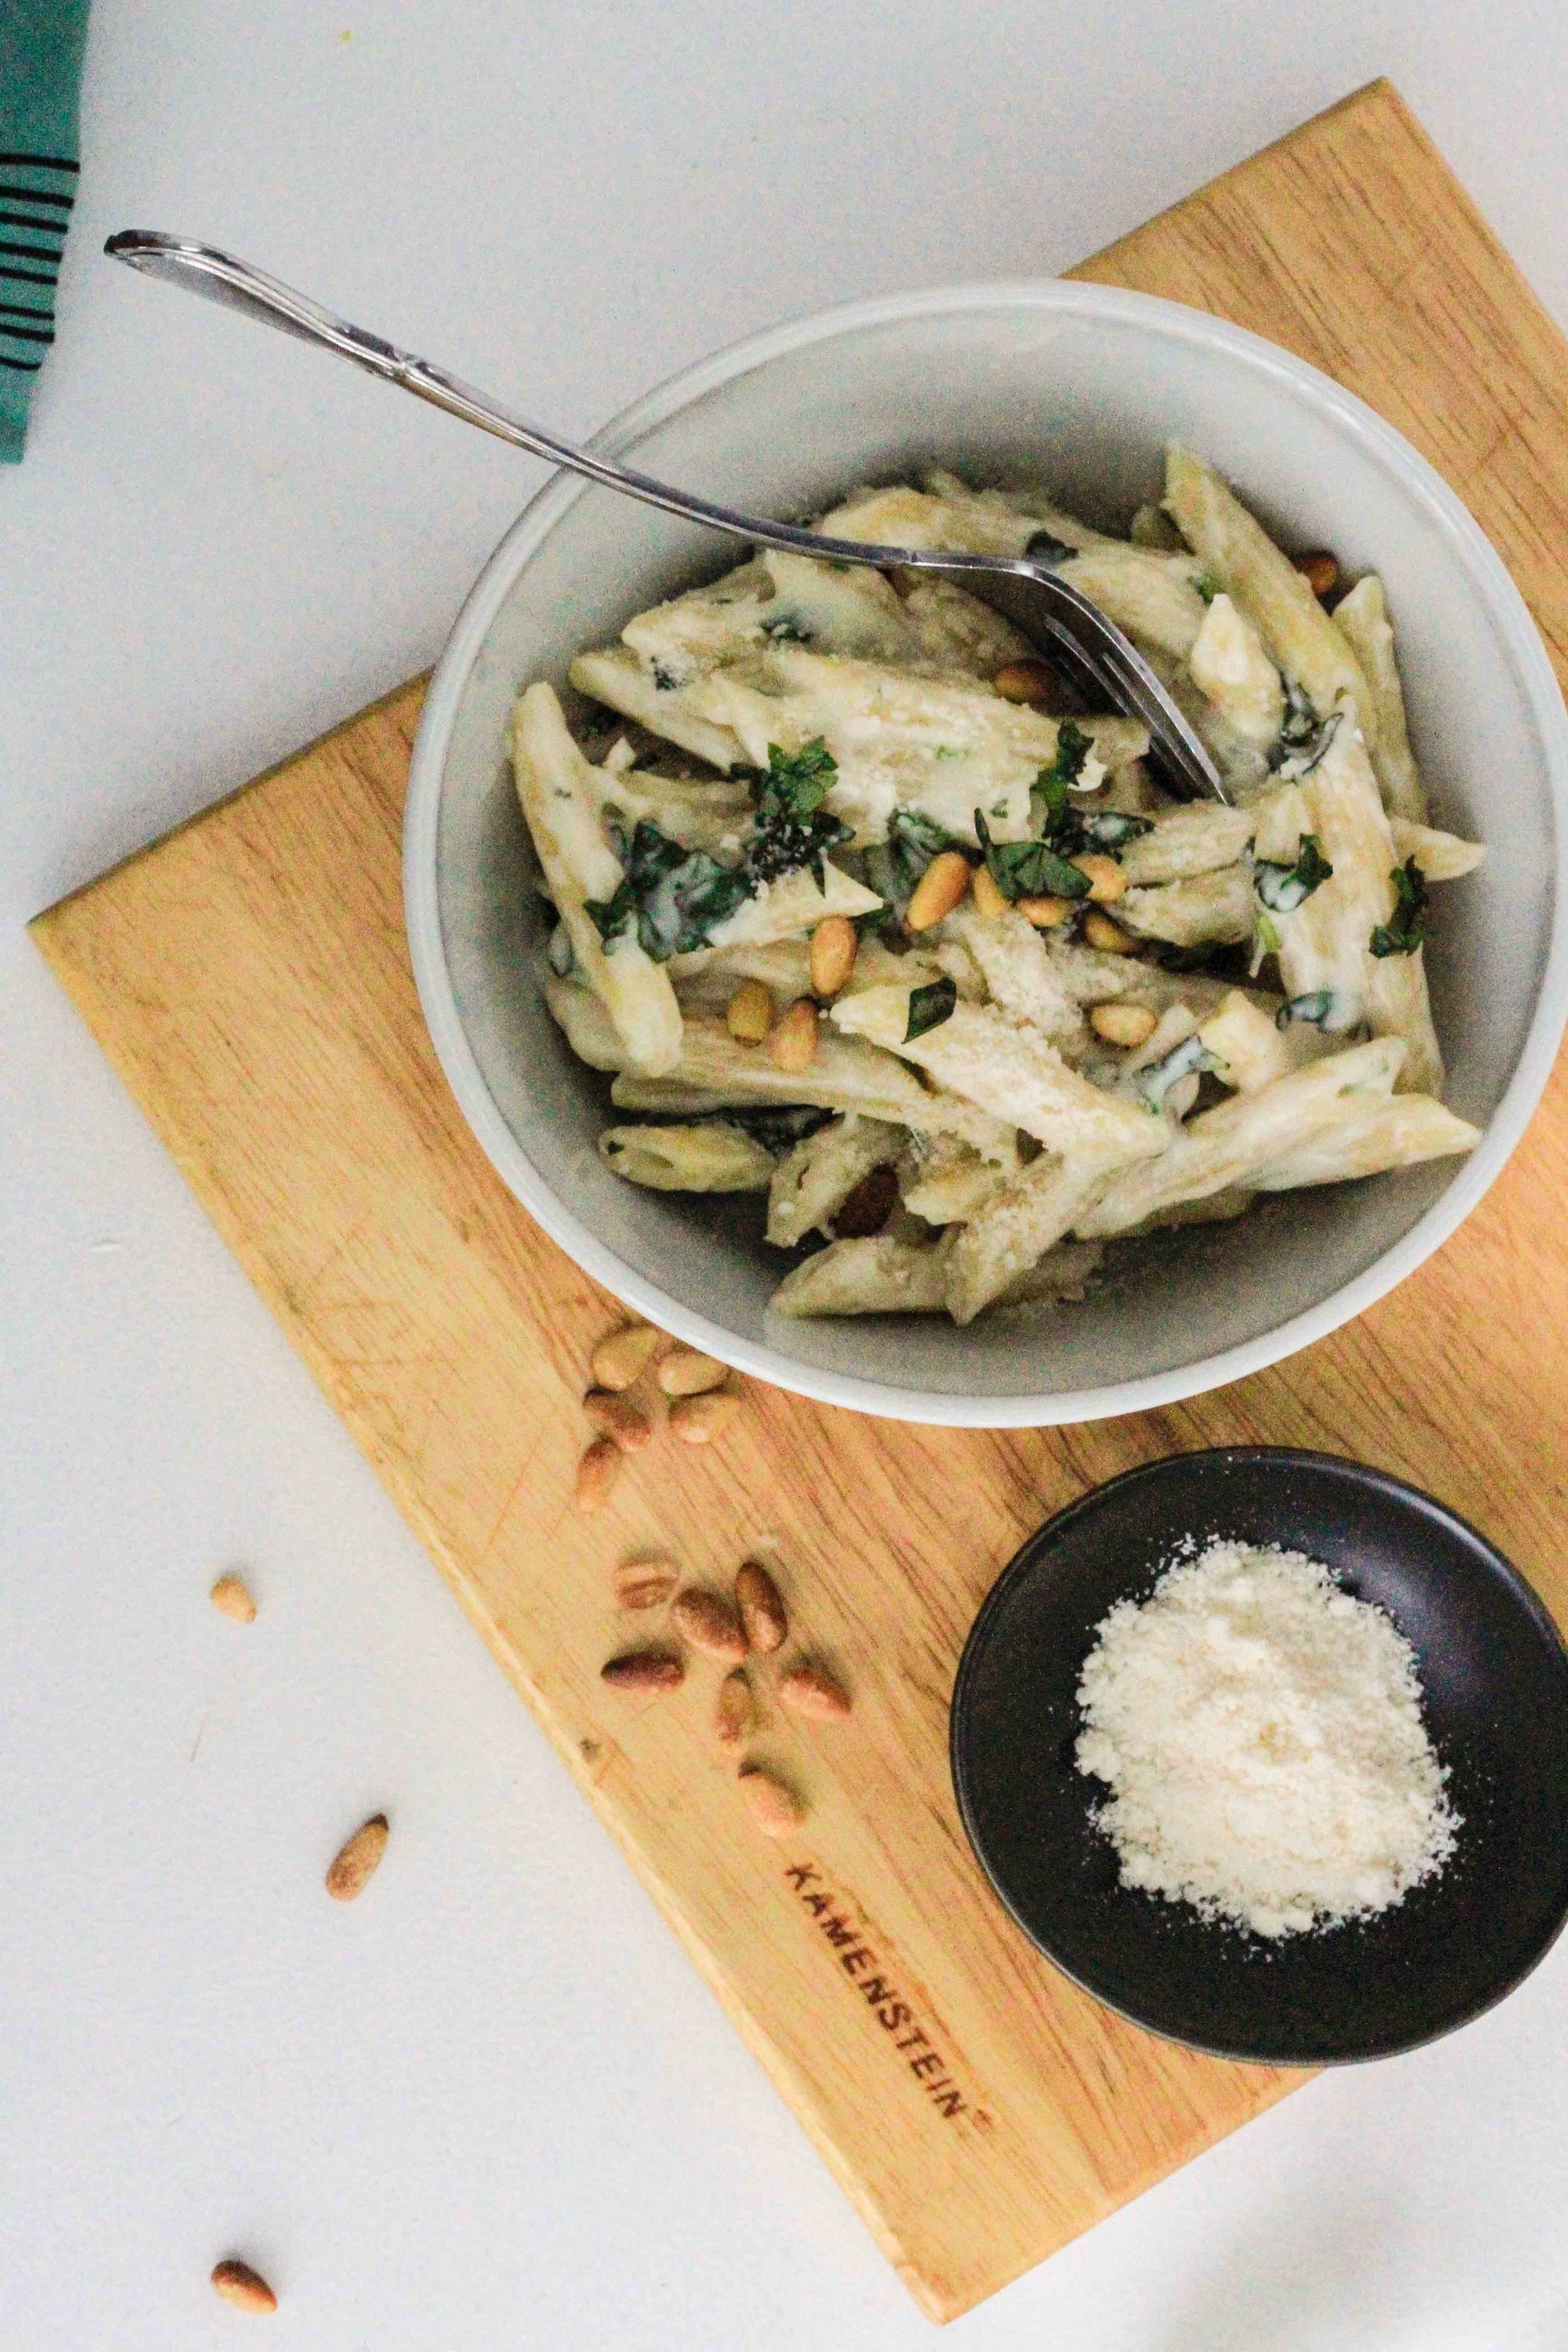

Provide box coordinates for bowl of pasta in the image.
[404,282,1568,1426]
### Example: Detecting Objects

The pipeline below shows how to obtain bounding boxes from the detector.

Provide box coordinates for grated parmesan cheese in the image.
[1075,1537,1458,1937]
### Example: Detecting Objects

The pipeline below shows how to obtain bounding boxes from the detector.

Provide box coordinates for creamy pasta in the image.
[511,447,1482,1326]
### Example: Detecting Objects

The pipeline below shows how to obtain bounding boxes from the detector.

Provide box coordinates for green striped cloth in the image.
[1,0,92,462]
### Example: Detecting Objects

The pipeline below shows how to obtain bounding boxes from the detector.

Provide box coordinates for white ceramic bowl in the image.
[405,282,1568,1428]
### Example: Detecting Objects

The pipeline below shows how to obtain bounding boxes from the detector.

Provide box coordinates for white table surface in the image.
[6,4,1567,2344]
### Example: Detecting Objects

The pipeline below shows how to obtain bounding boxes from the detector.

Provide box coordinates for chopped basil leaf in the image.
[1024,529,1074,563]
[1254,832,1334,912]
[650,659,683,692]
[905,977,958,1041]
[1081,808,1155,849]
[1267,682,1340,776]
[1369,857,1429,957]
[1194,571,1220,604]
[975,809,1090,902]
[1276,988,1363,1032]
[1131,1032,1217,1110]
[585,820,753,960]
[741,737,854,892]
[716,1104,834,1153]
[586,740,853,961]
[762,613,812,643]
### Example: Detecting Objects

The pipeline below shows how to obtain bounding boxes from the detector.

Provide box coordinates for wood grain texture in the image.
[30,80,1568,2321]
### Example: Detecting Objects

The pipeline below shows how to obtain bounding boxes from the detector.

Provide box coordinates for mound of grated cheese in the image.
[1074,1538,1458,1938]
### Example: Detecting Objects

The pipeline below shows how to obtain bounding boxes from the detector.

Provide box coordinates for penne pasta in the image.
[1163,445,1376,742]
[1333,573,1426,822]
[831,985,1169,1160]
[1078,1036,1406,1236]
[514,685,684,1075]
[598,1123,778,1192]
[1118,862,1255,946]
[766,1115,905,1246]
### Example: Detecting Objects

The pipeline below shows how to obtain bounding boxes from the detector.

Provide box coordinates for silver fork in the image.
[105,230,1227,804]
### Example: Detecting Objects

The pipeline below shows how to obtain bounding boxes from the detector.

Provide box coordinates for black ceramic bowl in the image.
[950,1448,1568,2063]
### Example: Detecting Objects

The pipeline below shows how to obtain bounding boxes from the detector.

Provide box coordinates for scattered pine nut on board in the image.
[31,80,1568,2321]
[209,1572,257,1623]
[590,1322,662,1391]
[325,1813,389,1901]
[211,2259,277,2314]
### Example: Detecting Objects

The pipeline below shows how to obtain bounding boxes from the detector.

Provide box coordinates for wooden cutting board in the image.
[32,80,1568,2323]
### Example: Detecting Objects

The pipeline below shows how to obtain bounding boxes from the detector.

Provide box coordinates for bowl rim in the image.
[947,1444,1568,2063]
[405,276,1568,1429]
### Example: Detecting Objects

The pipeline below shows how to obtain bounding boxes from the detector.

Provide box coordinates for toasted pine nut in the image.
[574,1436,623,1512]
[735,1560,788,1653]
[809,914,857,998]
[727,979,774,1044]
[211,2260,278,2314]
[770,997,819,1074]
[779,1663,853,1720]
[326,1813,389,1901]
[991,658,1056,704]
[1295,550,1339,599]
[970,863,1010,921]
[673,1586,749,1663]
[601,1648,684,1692]
[905,850,973,932]
[1016,893,1073,928]
[590,1322,662,1391]
[1089,1001,1158,1047]
[209,1572,257,1624]
[613,1556,679,1609]
[1071,852,1126,904]
[738,1766,805,1837]
[1084,909,1139,954]
[669,1389,741,1446]
[716,1668,757,1752]
[657,1345,728,1397]
[583,1389,652,1453]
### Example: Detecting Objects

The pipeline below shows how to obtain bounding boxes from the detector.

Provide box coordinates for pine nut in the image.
[657,1345,728,1397]
[727,979,775,1044]
[673,1586,749,1663]
[905,850,973,932]
[1016,893,1074,928]
[1083,909,1139,954]
[1295,550,1339,599]
[326,1813,389,1901]
[209,1573,257,1624]
[735,1560,788,1653]
[809,914,857,998]
[991,658,1056,704]
[601,1648,684,1692]
[970,863,1010,920]
[583,1389,653,1453]
[716,1668,756,1752]
[211,2260,278,2314]
[779,1664,853,1720]
[738,1766,805,1837]
[574,1436,623,1512]
[770,997,819,1074]
[1071,852,1126,904]
[669,1390,741,1446]
[590,1322,662,1391]
[613,1556,679,1609]
[1089,1001,1158,1047]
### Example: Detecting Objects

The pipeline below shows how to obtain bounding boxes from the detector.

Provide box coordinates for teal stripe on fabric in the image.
[0,0,92,462]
